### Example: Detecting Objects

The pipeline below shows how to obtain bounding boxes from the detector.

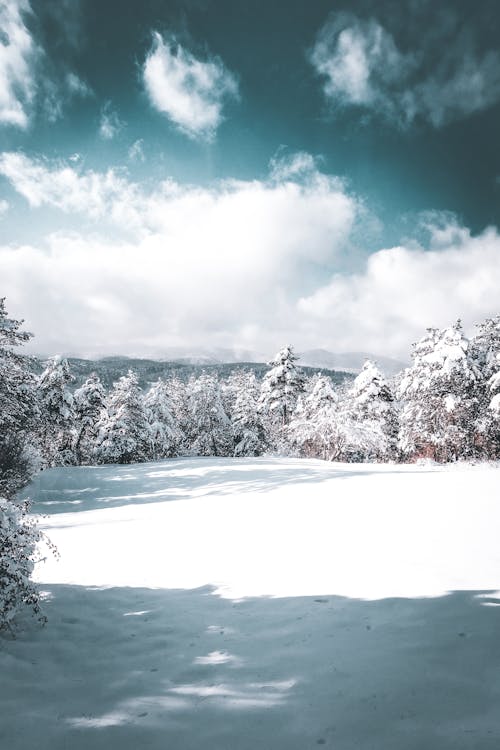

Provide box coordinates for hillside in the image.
[32,356,354,391]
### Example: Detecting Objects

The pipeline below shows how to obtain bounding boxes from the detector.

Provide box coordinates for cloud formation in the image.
[0,0,37,127]
[1,151,499,361]
[0,0,93,129]
[298,222,500,356]
[142,31,238,140]
[310,12,500,127]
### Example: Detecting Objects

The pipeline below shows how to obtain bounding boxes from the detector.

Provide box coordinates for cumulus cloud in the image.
[310,12,500,127]
[1,151,498,360]
[298,223,500,357]
[142,31,238,140]
[0,151,359,356]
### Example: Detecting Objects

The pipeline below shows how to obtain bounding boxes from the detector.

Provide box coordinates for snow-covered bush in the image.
[0,498,46,632]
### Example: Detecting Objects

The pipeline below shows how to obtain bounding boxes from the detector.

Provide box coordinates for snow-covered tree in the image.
[347,360,398,460]
[37,356,76,467]
[471,315,500,458]
[0,299,39,498]
[144,378,182,459]
[259,345,305,451]
[289,373,384,462]
[230,371,265,456]
[73,374,106,464]
[0,299,51,631]
[166,375,189,454]
[95,371,150,464]
[289,374,340,459]
[185,372,234,456]
[398,322,480,461]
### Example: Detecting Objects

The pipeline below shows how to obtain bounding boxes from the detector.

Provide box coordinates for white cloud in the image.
[310,12,500,128]
[0,0,37,128]
[0,152,142,228]
[128,139,145,163]
[1,151,498,361]
[0,198,8,216]
[0,151,359,356]
[142,31,238,140]
[298,224,500,357]
[0,1,93,129]
[99,102,124,140]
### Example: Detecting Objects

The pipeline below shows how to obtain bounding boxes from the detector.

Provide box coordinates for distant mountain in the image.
[32,347,405,391]
[32,355,353,391]
[299,349,407,376]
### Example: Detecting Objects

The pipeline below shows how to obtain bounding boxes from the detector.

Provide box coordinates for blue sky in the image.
[0,0,499,359]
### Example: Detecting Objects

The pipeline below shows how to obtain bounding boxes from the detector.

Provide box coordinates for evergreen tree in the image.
[0,299,39,497]
[0,299,49,630]
[471,315,500,458]
[185,372,233,456]
[289,373,340,459]
[95,370,150,464]
[398,322,479,461]
[144,378,182,459]
[167,375,189,454]
[347,360,398,460]
[37,356,76,467]
[259,345,305,451]
[230,371,264,456]
[73,374,106,464]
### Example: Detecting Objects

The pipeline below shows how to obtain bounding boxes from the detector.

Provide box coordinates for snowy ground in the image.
[2,457,500,749]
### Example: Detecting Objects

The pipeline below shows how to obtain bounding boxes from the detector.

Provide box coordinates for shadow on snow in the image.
[2,586,500,750]
[22,457,438,515]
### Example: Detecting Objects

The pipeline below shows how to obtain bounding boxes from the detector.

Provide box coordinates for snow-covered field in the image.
[2,457,500,749]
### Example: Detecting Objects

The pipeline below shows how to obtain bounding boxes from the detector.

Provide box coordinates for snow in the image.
[2,456,500,749]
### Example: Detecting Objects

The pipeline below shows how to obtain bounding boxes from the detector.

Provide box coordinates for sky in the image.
[0,0,500,361]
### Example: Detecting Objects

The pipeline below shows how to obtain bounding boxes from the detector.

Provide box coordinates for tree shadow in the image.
[23,457,440,515]
[2,586,500,749]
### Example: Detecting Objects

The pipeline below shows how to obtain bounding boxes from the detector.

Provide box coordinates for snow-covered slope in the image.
[3,457,500,750]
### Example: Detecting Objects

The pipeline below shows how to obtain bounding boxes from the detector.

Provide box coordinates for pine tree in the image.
[0,298,39,497]
[185,372,234,456]
[37,356,76,467]
[347,360,398,460]
[230,371,264,456]
[73,374,106,464]
[469,315,500,458]
[95,370,150,464]
[0,299,48,630]
[289,373,339,459]
[167,375,189,454]
[144,378,182,459]
[398,322,479,461]
[259,345,305,451]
